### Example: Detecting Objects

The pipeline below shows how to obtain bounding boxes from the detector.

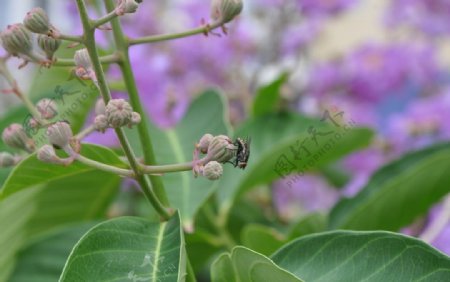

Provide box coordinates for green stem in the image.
[203,203,236,251]
[74,153,135,178]
[129,21,223,46]
[75,0,170,220]
[93,10,119,28]
[53,54,120,67]
[75,124,96,140]
[55,33,84,43]
[104,0,170,206]
[0,58,44,124]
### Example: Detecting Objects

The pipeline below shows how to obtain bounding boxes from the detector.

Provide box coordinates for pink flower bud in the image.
[36,98,58,119]
[211,0,243,24]
[202,161,223,180]
[105,99,133,128]
[198,134,214,154]
[116,0,139,16]
[46,121,73,148]
[0,152,15,167]
[206,135,236,163]
[95,99,106,115]
[0,24,33,56]
[37,144,73,166]
[130,112,141,126]
[94,114,109,133]
[1,123,35,152]
[37,34,61,60]
[23,7,51,34]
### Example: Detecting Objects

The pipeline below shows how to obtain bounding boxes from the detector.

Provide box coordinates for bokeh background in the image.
[1,0,450,255]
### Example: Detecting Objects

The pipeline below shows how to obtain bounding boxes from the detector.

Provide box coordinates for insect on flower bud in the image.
[202,161,223,180]
[116,0,140,16]
[37,34,61,60]
[206,135,236,163]
[23,7,51,34]
[105,99,133,128]
[0,152,15,167]
[37,144,73,166]
[36,98,58,119]
[197,133,214,154]
[46,121,73,148]
[211,0,243,24]
[130,112,141,126]
[0,23,33,56]
[2,123,35,152]
[94,114,109,133]
[95,99,106,115]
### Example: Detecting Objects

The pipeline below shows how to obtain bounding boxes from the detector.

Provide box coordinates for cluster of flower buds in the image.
[115,0,140,16]
[193,134,237,180]
[210,0,243,24]
[0,152,21,168]
[0,7,59,66]
[1,123,35,153]
[36,121,76,166]
[94,99,141,132]
[74,49,97,82]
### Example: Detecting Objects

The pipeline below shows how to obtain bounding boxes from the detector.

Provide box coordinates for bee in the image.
[233,137,251,169]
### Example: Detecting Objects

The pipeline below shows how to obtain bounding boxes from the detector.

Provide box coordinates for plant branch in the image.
[129,21,224,46]
[104,0,170,206]
[74,152,135,177]
[75,124,96,140]
[92,10,118,28]
[54,33,84,43]
[53,54,121,67]
[75,0,170,220]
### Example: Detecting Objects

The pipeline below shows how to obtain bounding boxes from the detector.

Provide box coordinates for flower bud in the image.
[46,121,73,148]
[94,114,109,133]
[2,123,35,152]
[74,48,92,69]
[95,99,106,115]
[0,152,15,167]
[0,24,33,56]
[203,161,223,180]
[105,99,133,128]
[206,135,236,163]
[130,112,141,125]
[23,7,51,34]
[116,0,139,16]
[211,0,243,24]
[197,133,214,154]
[37,34,61,60]
[36,98,58,119]
[37,144,73,166]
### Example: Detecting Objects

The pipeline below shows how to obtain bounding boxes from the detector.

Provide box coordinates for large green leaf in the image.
[217,112,373,216]
[59,214,186,281]
[9,222,97,282]
[211,246,302,282]
[252,73,289,117]
[126,90,232,229]
[271,231,450,281]
[1,143,126,199]
[241,224,285,256]
[0,170,121,281]
[329,143,450,231]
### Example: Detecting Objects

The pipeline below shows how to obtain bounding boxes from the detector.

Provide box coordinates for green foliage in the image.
[330,142,450,231]
[252,73,289,116]
[59,214,186,281]
[271,231,450,281]
[211,246,302,282]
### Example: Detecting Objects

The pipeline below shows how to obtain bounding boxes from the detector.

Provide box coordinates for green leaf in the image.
[211,246,302,282]
[241,224,286,256]
[217,112,373,215]
[60,214,186,281]
[126,90,232,229]
[329,142,450,231]
[252,73,289,116]
[9,222,97,282]
[0,170,120,281]
[271,231,450,281]
[287,213,327,239]
[1,143,126,199]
